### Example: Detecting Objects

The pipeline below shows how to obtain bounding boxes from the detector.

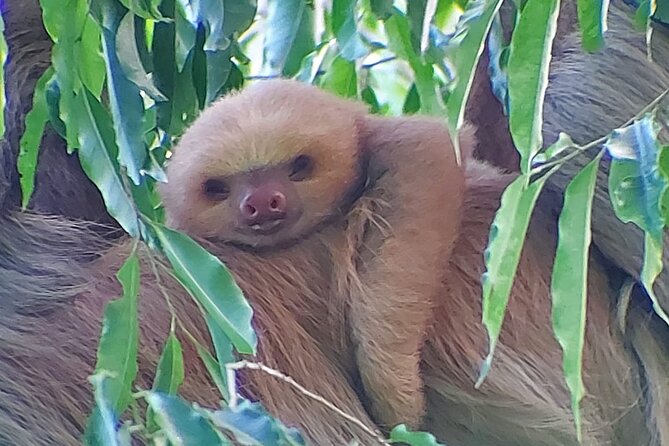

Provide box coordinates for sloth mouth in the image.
[249,220,285,235]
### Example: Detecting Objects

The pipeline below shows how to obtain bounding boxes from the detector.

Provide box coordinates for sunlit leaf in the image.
[477,168,557,385]
[210,400,306,445]
[507,0,560,173]
[18,68,54,209]
[152,223,257,354]
[385,12,442,115]
[389,424,445,446]
[576,0,610,52]
[551,153,602,442]
[445,0,503,141]
[147,393,226,445]
[320,55,357,97]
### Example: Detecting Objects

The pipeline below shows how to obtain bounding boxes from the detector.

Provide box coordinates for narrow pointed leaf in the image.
[507,0,560,173]
[0,13,7,138]
[551,153,602,442]
[77,16,106,99]
[194,342,229,400]
[385,12,442,115]
[93,1,148,185]
[152,224,257,354]
[478,169,557,385]
[73,89,141,238]
[153,331,185,394]
[93,253,140,414]
[445,0,503,136]
[577,0,610,52]
[205,313,236,401]
[19,68,54,209]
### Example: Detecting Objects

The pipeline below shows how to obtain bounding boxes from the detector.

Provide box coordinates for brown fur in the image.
[162,79,471,428]
[469,2,669,441]
[159,80,656,445]
[0,0,667,444]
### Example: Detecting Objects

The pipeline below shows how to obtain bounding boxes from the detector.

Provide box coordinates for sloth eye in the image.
[203,179,230,201]
[289,155,314,182]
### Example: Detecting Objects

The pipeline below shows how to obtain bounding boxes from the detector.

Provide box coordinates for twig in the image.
[225,360,391,445]
[531,87,669,176]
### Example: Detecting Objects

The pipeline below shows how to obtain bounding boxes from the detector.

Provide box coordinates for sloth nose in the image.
[240,187,287,228]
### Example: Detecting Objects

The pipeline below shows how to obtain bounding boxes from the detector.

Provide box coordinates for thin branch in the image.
[225,360,390,445]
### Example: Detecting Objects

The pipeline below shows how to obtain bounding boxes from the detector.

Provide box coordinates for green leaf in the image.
[18,68,54,209]
[93,0,148,185]
[477,169,557,385]
[507,0,560,173]
[445,0,503,139]
[205,312,237,401]
[576,0,609,52]
[385,12,442,115]
[93,253,140,414]
[551,153,602,442]
[0,12,8,138]
[642,232,669,325]
[210,400,306,445]
[116,13,167,101]
[320,56,357,97]
[389,424,444,446]
[263,0,315,77]
[407,0,428,53]
[147,393,225,445]
[119,0,164,20]
[83,373,122,446]
[194,341,229,400]
[222,0,257,36]
[532,132,575,165]
[153,330,185,394]
[370,0,394,20]
[39,0,88,149]
[332,0,369,60]
[205,49,233,104]
[152,223,257,354]
[73,89,141,238]
[77,16,107,99]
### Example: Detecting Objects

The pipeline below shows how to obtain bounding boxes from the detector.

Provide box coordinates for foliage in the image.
[4,0,669,444]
